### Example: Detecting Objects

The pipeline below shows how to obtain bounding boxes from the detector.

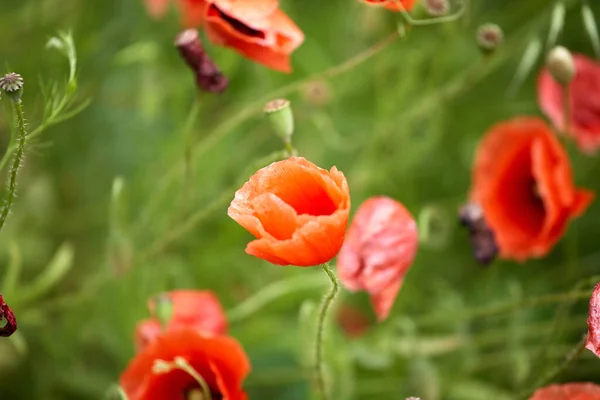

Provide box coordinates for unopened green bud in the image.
[264,99,294,143]
[424,0,449,17]
[0,73,24,103]
[477,23,503,55]
[546,45,575,85]
[153,293,173,329]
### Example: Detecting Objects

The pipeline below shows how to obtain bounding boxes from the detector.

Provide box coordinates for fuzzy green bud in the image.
[546,45,575,85]
[424,0,449,17]
[0,73,24,103]
[264,99,294,143]
[477,23,503,55]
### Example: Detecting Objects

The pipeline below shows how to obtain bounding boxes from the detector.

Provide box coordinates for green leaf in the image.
[507,37,543,98]
[582,3,600,59]
[546,2,566,49]
[19,243,74,305]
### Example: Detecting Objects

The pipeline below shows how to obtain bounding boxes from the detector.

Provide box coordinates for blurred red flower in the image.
[529,383,600,399]
[538,53,600,154]
[135,290,227,351]
[228,156,350,266]
[336,304,371,338]
[586,282,600,357]
[144,0,208,26]
[205,0,304,72]
[337,196,418,321]
[362,0,417,12]
[121,329,250,400]
[470,117,593,261]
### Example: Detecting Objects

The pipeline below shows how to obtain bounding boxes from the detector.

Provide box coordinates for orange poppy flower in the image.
[529,383,600,399]
[143,0,208,26]
[204,0,304,72]
[586,282,600,357]
[120,329,250,400]
[470,117,593,261]
[362,0,418,12]
[337,196,418,321]
[135,290,227,351]
[538,53,600,153]
[228,156,350,266]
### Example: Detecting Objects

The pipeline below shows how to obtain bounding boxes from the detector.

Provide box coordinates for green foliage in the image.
[1,0,600,399]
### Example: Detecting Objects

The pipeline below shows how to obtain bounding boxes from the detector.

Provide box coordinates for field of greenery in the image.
[2,0,600,399]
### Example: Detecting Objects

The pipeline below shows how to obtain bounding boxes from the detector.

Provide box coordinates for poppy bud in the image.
[264,98,294,143]
[0,295,17,337]
[424,0,449,17]
[458,202,498,266]
[546,45,576,85]
[153,293,173,329]
[477,23,503,55]
[0,72,24,103]
[175,29,228,93]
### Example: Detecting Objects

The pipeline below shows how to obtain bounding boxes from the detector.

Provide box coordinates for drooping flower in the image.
[361,0,418,12]
[121,329,250,400]
[228,156,350,266]
[204,0,305,72]
[529,383,600,399]
[135,290,227,351]
[337,196,418,321]
[143,0,208,26]
[470,117,593,261]
[538,52,600,153]
[586,282,600,357]
[0,295,17,337]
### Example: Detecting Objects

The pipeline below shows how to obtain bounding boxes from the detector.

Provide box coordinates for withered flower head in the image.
[424,0,450,16]
[0,295,17,337]
[458,202,498,266]
[477,23,503,54]
[0,72,24,102]
[175,29,228,93]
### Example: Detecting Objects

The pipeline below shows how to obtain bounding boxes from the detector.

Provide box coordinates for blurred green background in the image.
[1,0,600,398]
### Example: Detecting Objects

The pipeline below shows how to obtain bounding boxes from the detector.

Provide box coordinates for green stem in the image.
[519,333,587,400]
[181,99,201,212]
[0,100,27,233]
[314,263,339,400]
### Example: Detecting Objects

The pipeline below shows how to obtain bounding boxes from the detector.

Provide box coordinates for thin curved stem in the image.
[227,274,327,323]
[0,100,27,233]
[518,333,587,400]
[314,263,339,400]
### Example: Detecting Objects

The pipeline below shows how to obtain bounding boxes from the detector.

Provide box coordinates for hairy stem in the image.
[314,263,339,400]
[0,100,27,233]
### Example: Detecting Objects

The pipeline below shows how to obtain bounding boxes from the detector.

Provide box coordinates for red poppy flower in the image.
[470,117,593,261]
[586,282,600,357]
[121,329,250,400]
[529,383,600,399]
[135,290,227,351]
[204,0,304,72]
[143,0,208,26]
[0,294,17,337]
[337,196,418,321]
[336,304,371,338]
[362,0,418,12]
[538,53,600,153]
[228,156,350,267]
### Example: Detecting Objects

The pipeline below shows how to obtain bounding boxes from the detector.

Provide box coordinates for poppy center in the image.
[185,387,223,400]
[208,5,266,39]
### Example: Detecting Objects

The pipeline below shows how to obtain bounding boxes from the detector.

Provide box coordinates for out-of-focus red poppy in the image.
[143,0,208,26]
[538,53,600,154]
[362,0,418,12]
[337,196,418,321]
[336,304,371,338]
[204,0,304,72]
[470,117,593,261]
[0,294,17,337]
[135,290,227,351]
[228,156,350,267]
[529,383,600,399]
[586,282,600,357]
[121,329,250,400]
